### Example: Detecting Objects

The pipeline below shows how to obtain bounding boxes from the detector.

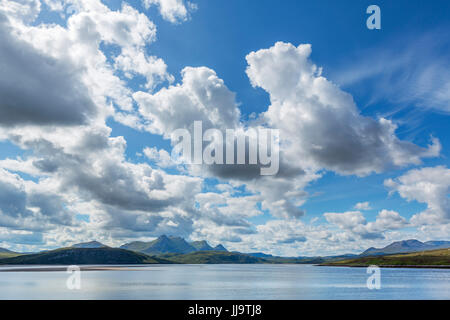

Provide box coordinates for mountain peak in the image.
[398,239,423,245]
[214,244,227,252]
[190,240,213,251]
[71,241,107,249]
[127,235,196,255]
[156,235,170,242]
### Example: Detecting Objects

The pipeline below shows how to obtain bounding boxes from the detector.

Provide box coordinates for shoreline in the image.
[320,264,450,269]
[0,266,153,272]
[1,264,449,272]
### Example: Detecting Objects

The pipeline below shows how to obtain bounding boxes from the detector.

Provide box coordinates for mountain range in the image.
[361,239,450,256]
[324,248,450,268]
[119,235,228,255]
[0,237,449,266]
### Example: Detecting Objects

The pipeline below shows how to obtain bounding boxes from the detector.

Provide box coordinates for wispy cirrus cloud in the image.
[332,28,450,114]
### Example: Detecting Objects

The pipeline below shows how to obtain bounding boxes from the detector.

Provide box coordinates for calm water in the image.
[0,264,449,299]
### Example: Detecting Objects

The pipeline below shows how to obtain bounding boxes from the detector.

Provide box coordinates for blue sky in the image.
[121,0,449,222]
[0,0,449,255]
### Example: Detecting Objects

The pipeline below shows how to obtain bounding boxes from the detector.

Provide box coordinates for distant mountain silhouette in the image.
[121,235,195,255]
[247,252,275,258]
[120,235,227,255]
[361,239,450,256]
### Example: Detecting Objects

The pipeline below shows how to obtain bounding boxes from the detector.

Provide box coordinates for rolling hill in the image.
[0,248,22,259]
[0,247,172,265]
[160,251,267,264]
[323,248,450,268]
[160,251,334,264]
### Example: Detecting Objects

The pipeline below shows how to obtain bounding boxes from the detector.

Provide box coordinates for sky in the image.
[0,0,449,256]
